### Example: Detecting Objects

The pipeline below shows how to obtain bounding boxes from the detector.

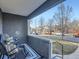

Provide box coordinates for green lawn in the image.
[52,40,78,55]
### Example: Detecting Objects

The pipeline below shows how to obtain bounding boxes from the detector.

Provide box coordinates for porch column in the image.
[0,9,2,34]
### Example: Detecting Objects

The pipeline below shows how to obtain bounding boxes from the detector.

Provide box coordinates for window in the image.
[29,0,79,59]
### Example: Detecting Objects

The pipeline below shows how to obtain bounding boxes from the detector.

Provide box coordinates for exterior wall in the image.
[0,9,2,34]
[3,13,27,43]
[27,35,51,59]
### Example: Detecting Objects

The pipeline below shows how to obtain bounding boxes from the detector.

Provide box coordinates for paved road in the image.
[39,35,79,43]
[63,36,79,43]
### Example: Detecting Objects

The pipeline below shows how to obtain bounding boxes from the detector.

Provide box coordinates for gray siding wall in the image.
[0,9,2,34]
[3,13,27,43]
[27,36,51,59]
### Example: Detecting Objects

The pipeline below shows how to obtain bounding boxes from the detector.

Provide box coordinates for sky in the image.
[31,0,79,28]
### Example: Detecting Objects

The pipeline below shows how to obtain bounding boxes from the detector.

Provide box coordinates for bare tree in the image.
[70,19,79,33]
[47,18,54,35]
[32,19,37,34]
[39,17,44,34]
[53,3,72,34]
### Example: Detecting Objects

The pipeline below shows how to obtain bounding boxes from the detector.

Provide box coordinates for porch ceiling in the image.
[0,0,64,17]
[0,0,46,16]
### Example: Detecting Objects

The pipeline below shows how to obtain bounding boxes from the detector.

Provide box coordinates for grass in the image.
[52,40,78,55]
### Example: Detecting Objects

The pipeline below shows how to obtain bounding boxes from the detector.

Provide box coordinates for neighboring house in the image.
[0,0,64,59]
